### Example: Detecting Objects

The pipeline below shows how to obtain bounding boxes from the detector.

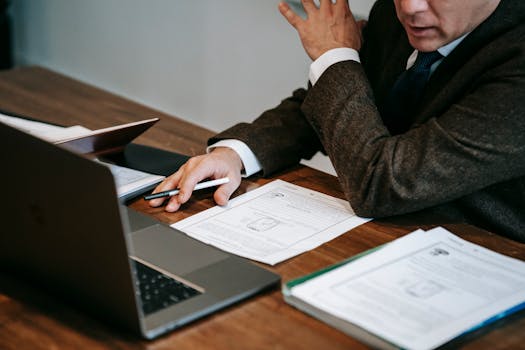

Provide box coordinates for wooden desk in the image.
[1,66,524,350]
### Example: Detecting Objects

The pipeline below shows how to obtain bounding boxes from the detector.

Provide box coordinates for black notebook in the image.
[101,143,190,202]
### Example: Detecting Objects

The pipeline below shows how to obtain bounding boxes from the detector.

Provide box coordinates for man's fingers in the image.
[213,178,241,206]
[148,171,183,207]
[318,0,332,17]
[165,196,182,212]
[300,0,318,14]
[176,177,199,204]
[164,172,205,211]
[334,0,350,13]
[278,1,302,28]
[148,149,244,212]
[156,172,181,192]
[176,160,217,203]
[333,0,351,19]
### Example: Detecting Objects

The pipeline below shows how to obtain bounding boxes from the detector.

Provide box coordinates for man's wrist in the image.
[207,139,262,177]
[309,47,361,85]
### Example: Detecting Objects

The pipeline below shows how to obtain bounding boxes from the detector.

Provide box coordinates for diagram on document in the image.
[172,180,371,265]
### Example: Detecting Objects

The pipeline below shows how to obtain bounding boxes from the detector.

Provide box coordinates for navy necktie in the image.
[383,51,443,135]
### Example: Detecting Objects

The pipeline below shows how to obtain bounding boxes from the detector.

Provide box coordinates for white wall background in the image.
[10,0,375,173]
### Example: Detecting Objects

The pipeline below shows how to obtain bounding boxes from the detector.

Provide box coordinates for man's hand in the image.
[278,0,362,60]
[148,147,243,212]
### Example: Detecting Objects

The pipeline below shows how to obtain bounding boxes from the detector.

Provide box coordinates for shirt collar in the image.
[406,33,470,70]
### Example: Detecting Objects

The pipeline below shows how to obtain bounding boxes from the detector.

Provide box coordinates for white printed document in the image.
[0,112,91,141]
[96,160,165,201]
[172,180,370,265]
[287,227,525,350]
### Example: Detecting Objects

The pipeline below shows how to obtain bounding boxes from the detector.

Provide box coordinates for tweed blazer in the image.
[210,0,525,242]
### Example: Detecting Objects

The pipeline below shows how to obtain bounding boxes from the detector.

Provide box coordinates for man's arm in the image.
[148,0,367,211]
[278,0,525,225]
[210,0,366,175]
[302,51,525,218]
[209,87,321,176]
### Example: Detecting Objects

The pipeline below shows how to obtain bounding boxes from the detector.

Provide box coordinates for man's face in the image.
[394,0,501,52]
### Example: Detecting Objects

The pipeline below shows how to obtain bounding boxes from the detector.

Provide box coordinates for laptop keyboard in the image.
[131,260,201,315]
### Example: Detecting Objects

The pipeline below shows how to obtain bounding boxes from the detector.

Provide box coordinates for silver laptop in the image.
[0,121,280,339]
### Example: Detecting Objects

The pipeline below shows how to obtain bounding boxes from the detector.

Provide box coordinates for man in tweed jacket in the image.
[151,0,525,242]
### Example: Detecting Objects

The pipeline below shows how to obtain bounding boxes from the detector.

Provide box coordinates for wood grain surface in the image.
[1,66,524,350]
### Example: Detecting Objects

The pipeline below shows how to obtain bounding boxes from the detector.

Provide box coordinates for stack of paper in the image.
[283,227,525,350]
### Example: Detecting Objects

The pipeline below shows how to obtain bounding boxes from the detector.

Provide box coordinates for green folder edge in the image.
[281,243,398,349]
[282,243,387,295]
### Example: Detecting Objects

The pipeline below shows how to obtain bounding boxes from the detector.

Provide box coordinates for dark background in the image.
[1,0,12,69]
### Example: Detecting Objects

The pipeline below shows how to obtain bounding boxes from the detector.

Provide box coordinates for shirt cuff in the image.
[309,47,361,85]
[207,139,262,177]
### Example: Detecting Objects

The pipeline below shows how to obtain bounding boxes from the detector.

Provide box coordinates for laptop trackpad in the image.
[129,225,229,276]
